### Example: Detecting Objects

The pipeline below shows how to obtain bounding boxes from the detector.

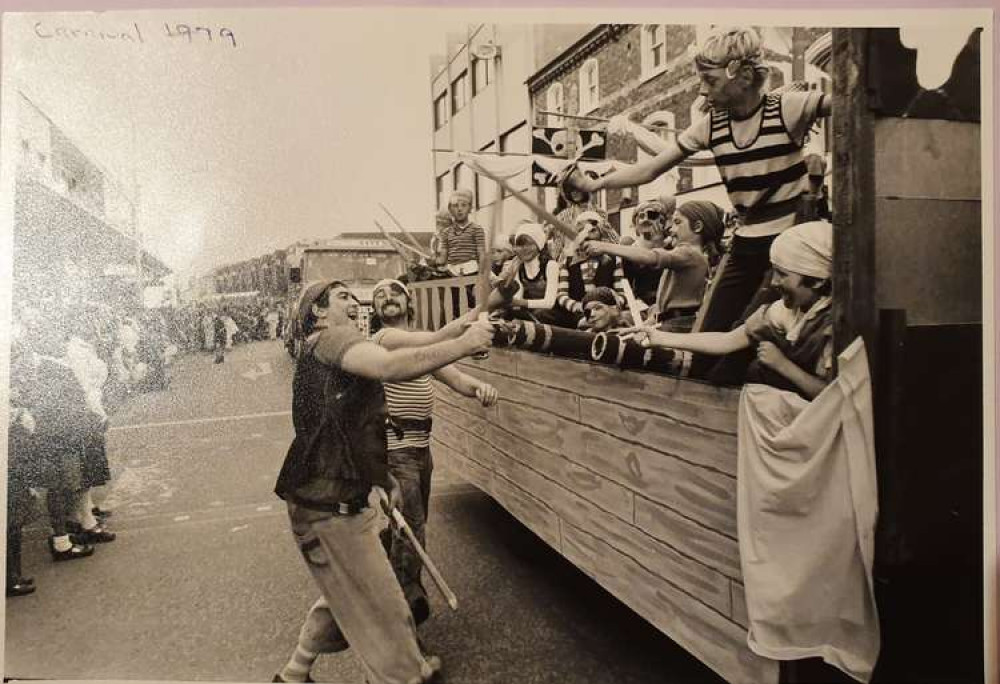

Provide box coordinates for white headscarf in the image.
[770,221,833,279]
[513,223,547,252]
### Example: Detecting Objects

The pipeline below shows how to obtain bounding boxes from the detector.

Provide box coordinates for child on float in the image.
[565,26,831,381]
[629,220,833,400]
[584,200,725,333]
[552,209,629,328]
[488,223,561,323]
[617,197,675,307]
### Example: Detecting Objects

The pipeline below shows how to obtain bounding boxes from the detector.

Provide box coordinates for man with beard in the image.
[370,278,498,625]
[274,280,493,684]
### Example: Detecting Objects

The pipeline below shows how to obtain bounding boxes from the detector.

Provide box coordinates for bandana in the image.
[677,201,725,245]
[372,278,410,301]
[513,223,547,252]
[769,221,833,279]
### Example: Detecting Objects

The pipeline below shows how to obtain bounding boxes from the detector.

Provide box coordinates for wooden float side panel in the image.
[634,496,742,579]
[579,397,739,477]
[511,352,740,434]
[561,524,778,684]
[486,423,634,524]
[456,348,519,377]
[499,401,739,541]
[446,369,583,423]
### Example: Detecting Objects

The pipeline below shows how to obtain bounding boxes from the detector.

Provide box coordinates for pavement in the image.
[4,339,725,684]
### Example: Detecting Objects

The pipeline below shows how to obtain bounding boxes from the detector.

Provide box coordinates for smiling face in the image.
[372,283,408,323]
[670,211,700,245]
[770,266,822,311]
[512,234,540,262]
[313,285,358,329]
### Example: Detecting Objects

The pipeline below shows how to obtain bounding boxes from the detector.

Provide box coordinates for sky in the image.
[3,8,471,278]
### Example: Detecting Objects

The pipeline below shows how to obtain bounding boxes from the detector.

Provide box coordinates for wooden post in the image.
[831,28,878,368]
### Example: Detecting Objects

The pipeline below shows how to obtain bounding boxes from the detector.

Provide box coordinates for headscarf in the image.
[513,223,547,252]
[575,209,618,244]
[677,201,725,247]
[297,279,348,334]
[373,278,411,301]
[769,221,833,279]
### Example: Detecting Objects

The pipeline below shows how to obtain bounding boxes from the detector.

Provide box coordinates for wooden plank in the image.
[497,400,738,538]
[467,370,582,423]
[455,347,519,377]
[487,423,634,523]
[561,423,738,539]
[432,414,468,456]
[874,118,981,201]
[561,525,778,684]
[490,472,562,550]
[513,352,739,434]
[731,581,749,629]
[873,198,982,325]
[433,381,499,421]
[494,449,733,616]
[430,286,443,332]
[832,28,878,359]
[431,438,494,495]
[434,399,491,440]
[579,397,739,477]
[634,496,742,579]
[457,283,470,318]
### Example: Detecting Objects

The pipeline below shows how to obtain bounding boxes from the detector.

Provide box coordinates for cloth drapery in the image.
[737,337,880,683]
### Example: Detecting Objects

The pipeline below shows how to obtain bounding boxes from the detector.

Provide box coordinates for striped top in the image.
[679,91,825,238]
[440,221,486,266]
[372,329,435,450]
[555,256,627,314]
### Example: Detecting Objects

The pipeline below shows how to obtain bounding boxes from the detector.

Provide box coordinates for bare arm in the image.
[514,260,560,310]
[646,326,752,356]
[375,315,471,350]
[341,327,490,382]
[629,121,670,156]
[756,341,829,400]
[575,140,690,192]
[584,241,659,266]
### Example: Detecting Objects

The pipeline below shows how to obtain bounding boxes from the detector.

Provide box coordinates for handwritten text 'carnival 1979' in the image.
[33,21,237,47]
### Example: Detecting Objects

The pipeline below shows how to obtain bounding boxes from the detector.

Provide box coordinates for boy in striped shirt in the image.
[566,26,831,382]
[370,279,498,625]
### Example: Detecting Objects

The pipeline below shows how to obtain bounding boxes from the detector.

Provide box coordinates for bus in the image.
[285,238,406,355]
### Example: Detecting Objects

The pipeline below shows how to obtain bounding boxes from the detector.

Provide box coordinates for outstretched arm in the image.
[571,140,690,192]
[583,241,660,266]
[641,326,752,356]
[375,312,476,350]
[340,324,492,382]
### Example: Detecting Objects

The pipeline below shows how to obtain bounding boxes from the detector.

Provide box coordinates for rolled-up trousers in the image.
[287,501,437,684]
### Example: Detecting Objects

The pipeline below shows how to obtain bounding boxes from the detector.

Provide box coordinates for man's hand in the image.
[459,318,494,356]
[474,383,499,407]
[756,341,791,374]
[379,474,403,513]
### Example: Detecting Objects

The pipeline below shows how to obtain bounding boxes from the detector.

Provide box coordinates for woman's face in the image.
[512,236,540,261]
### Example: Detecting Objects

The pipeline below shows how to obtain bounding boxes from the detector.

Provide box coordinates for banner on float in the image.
[531,127,606,160]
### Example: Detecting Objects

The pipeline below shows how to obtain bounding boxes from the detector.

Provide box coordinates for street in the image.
[5,339,724,684]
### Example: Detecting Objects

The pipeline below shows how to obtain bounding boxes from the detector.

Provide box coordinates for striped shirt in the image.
[555,256,627,314]
[440,221,486,266]
[678,91,825,238]
[372,329,435,450]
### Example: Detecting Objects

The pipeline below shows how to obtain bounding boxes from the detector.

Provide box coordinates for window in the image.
[472,56,493,96]
[436,173,448,210]
[641,25,667,77]
[453,163,475,206]
[546,83,564,126]
[433,93,448,130]
[499,123,530,197]
[637,111,679,201]
[451,70,469,115]
[476,143,497,207]
[579,59,600,113]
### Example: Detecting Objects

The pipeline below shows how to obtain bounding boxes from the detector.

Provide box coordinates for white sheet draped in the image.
[737,337,880,683]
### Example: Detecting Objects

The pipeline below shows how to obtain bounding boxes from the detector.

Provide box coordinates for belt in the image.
[387,416,433,440]
[292,493,370,516]
[659,306,700,322]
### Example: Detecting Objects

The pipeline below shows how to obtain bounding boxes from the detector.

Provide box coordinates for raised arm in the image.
[571,140,690,192]
[374,313,474,350]
[644,326,752,356]
[340,324,491,382]
[583,241,659,266]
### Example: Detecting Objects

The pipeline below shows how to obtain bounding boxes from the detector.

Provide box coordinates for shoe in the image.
[411,595,431,627]
[49,539,95,562]
[6,581,36,597]
[71,525,116,544]
[272,675,314,683]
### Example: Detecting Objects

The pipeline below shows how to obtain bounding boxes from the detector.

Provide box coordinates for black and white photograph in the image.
[0,6,994,684]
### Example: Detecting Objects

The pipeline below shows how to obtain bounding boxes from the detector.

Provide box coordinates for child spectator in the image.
[565,26,831,381]
[584,200,725,332]
[488,223,560,322]
[631,220,833,399]
[578,287,628,333]
[552,210,629,328]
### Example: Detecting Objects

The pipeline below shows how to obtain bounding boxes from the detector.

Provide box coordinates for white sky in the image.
[3,8,471,278]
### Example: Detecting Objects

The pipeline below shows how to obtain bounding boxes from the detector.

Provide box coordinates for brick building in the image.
[527,24,830,237]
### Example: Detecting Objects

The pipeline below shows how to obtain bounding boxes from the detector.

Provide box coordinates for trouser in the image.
[7,526,22,583]
[47,488,77,537]
[689,234,778,383]
[287,501,436,684]
[383,447,433,604]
